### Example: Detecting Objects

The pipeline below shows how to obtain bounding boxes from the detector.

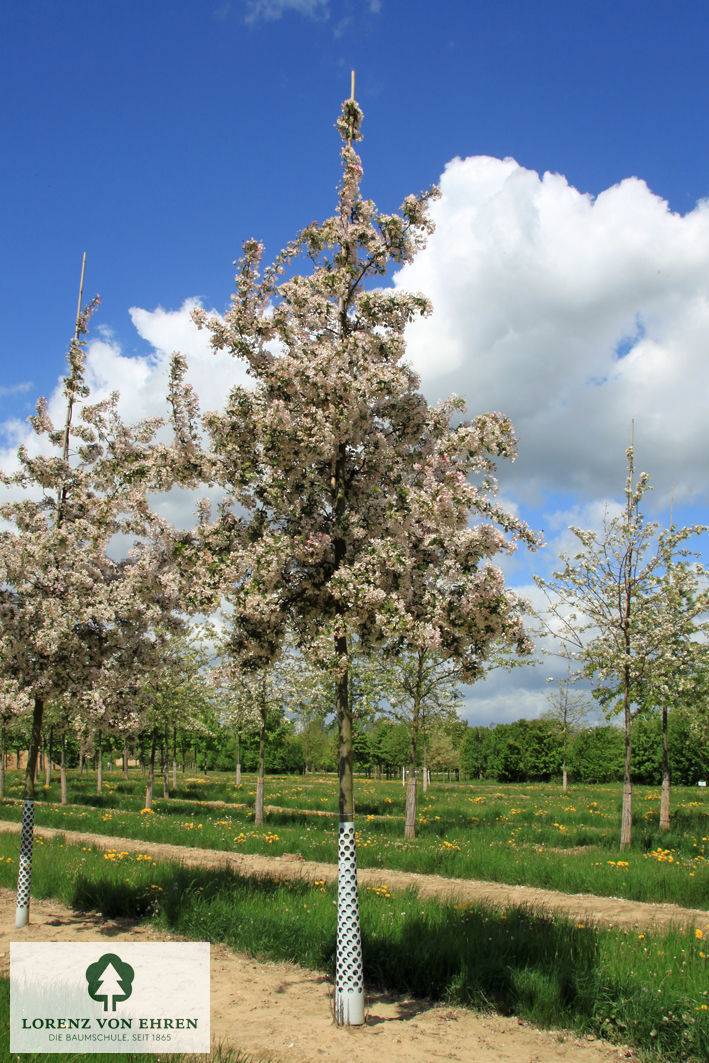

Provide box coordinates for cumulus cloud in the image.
[128,299,250,418]
[4,157,707,726]
[396,156,709,510]
[0,301,247,529]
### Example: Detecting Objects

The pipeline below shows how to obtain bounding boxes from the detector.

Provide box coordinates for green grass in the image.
[1,831,709,1061]
[2,771,708,908]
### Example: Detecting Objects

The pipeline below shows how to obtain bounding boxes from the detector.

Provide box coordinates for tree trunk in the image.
[235,730,242,786]
[96,730,103,793]
[15,695,43,927]
[0,724,5,799]
[145,729,157,810]
[620,702,633,849]
[172,726,178,791]
[122,738,128,779]
[562,730,568,793]
[60,732,68,805]
[659,704,671,831]
[254,693,266,827]
[404,770,417,839]
[45,727,53,787]
[334,626,364,1026]
[162,724,170,799]
[404,650,424,840]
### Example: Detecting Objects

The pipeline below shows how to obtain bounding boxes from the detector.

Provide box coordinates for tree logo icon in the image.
[85,953,135,1012]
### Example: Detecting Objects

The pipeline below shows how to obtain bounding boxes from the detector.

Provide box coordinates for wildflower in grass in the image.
[140,808,155,816]
[696,929,704,939]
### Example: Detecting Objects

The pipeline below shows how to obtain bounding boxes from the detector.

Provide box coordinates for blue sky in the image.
[2,0,709,725]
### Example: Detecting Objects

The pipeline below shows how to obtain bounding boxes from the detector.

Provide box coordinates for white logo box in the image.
[11,942,210,1054]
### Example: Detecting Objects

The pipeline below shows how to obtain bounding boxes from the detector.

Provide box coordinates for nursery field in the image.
[2,770,709,1061]
[1,769,708,908]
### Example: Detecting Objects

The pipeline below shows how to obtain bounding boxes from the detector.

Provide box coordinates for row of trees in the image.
[0,87,538,1023]
[4,702,706,791]
[2,81,707,1022]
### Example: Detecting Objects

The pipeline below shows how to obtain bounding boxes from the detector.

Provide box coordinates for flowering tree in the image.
[175,86,536,1024]
[642,537,708,828]
[0,276,179,926]
[377,445,537,837]
[211,647,275,822]
[535,445,706,847]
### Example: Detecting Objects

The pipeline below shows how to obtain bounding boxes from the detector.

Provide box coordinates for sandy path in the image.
[0,819,707,932]
[0,890,638,1063]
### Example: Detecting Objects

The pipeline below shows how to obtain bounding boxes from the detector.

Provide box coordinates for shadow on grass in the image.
[362,904,600,1028]
[68,863,599,1026]
[63,861,707,1061]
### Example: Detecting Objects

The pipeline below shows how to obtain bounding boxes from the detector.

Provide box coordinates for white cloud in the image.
[396,156,709,510]
[5,157,708,728]
[0,381,33,398]
[244,0,329,23]
[128,299,251,419]
[0,301,248,531]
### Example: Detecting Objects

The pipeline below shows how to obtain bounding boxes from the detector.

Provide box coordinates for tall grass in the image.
[2,771,707,908]
[1,832,708,1061]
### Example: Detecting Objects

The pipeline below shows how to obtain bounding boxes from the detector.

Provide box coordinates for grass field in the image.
[3,769,709,1060]
[1,770,707,908]
[0,828,708,1062]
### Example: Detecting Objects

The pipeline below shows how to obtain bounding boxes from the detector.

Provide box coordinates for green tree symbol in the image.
[86,953,135,1012]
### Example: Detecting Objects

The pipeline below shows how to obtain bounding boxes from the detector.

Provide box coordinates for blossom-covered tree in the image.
[211,647,276,824]
[377,452,536,837]
[535,445,706,847]
[175,84,536,1024]
[643,535,708,829]
[0,271,180,926]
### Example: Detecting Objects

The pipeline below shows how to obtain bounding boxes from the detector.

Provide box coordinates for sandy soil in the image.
[0,890,639,1063]
[3,820,707,1061]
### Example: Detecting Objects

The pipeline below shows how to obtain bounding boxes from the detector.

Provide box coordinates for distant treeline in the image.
[207,712,707,786]
[5,710,705,787]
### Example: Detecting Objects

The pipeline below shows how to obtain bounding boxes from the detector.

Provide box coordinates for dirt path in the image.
[1,819,707,932]
[1,889,639,1063]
